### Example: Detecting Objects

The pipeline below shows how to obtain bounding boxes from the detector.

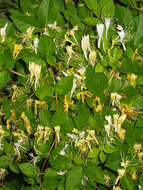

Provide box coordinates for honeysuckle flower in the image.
[70,25,78,43]
[22,27,35,42]
[113,186,122,190]
[115,169,125,185]
[97,24,104,48]
[21,112,32,135]
[138,152,143,161]
[57,171,66,175]
[59,144,68,156]
[132,171,137,180]
[77,91,92,104]
[105,115,112,126]
[127,73,137,86]
[104,124,111,137]
[54,126,60,143]
[113,114,126,132]
[63,95,73,113]
[29,153,39,166]
[72,128,79,134]
[89,50,96,67]
[13,44,23,58]
[92,97,102,112]
[67,133,78,140]
[117,128,126,141]
[79,131,85,138]
[34,100,47,115]
[86,130,98,144]
[104,18,111,39]
[134,144,142,153]
[0,137,3,150]
[0,23,8,43]
[116,24,126,51]
[34,125,51,145]
[70,78,77,97]
[0,168,6,180]
[75,139,87,153]
[81,34,90,60]
[111,92,122,107]
[33,38,39,54]
[26,99,33,110]
[47,21,61,32]
[14,138,26,157]
[66,45,74,58]
[29,62,42,89]
[81,175,88,186]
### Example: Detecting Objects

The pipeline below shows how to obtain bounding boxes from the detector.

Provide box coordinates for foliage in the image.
[0,0,143,189]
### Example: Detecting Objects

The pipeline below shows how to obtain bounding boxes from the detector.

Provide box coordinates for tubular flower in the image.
[92,97,102,112]
[22,27,35,43]
[116,25,127,51]
[21,112,32,135]
[127,73,137,86]
[81,35,90,60]
[33,38,39,54]
[34,100,47,115]
[0,168,6,180]
[14,138,26,157]
[70,78,77,97]
[47,21,61,32]
[26,99,33,110]
[134,144,142,153]
[69,25,78,43]
[77,91,92,104]
[63,95,73,113]
[111,92,122,107]
[86,130,98,145]
[132,171,137,180]
[104,18,111,39]
[54,126,60,143]
[0,23,8,43]
[89,50,96,67]
[97,24,104,48]
[29,62,42,89]
[34,125,51,145]
[13,44,23,59]
[115,169,125,185]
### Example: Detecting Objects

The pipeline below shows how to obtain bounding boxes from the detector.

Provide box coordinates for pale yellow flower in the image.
[0,23,8,43]
[54,126,60,143]
[21,112,32,135]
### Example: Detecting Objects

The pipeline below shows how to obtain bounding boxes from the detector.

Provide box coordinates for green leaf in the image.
[84,0,99,17]
[100,0,115,17]
[66,165,83,190]
[115,5,133,28]
[84,161,106,185]
[105,151,120,171]
[134,14,143,48]
[133,95,143,109]
[38,35,56,58]
[0,49,14,70]
[121,176,136,190]
[39,109,51,126]
[38,0,61,25]
[83,17,100,26]
[55,76,73,95]
[0,71,11,89]
[85,66,108,98]
[19,163,40,178]
[35,83,54,100]
[11,15,39,32]
[0,155,12,168]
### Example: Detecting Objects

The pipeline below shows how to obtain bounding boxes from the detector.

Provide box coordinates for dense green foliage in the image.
[0,0,143,189]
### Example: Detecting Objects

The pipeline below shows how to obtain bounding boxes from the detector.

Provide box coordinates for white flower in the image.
[47,21,61,32]
[29,153,39,166]
[89,50,96,67]
[81,35,90,60]
[111,92,122,107]
[116,25,126,51]
[59,144,68,156]
[67,133,78,140]
[66,45,74,57]
[79,131,85,138]
[33,38,39,54]
[29,62,42,89]
[0,168,5,180]
[97,24,104,48]
[70,78,77,97]
[104,18,111,38]
[104,124,111,137]
[14,138,26,156]
[54,126,60,143]
[57,171,66,175]
[0,23,8,43]
[105,115,112,126]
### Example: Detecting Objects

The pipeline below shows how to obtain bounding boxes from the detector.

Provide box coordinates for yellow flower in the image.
[72,128,79,134]
[132,171,137,180]
[111,92,122,107]
[0,23,8,43]
[76,139,87,153]
[127,73,137,86]
[117,128,126,142]
[13,44,23,58]
[92,97,102,112]
[21,112,32,135]
[134,144,142,153]
[89,50,96,67]
[22,27,35,42]
[63,95,73,113]
[54,126,60,143]
[34,100,47,115]
[34,125,51,145]
[77,91,92,104]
